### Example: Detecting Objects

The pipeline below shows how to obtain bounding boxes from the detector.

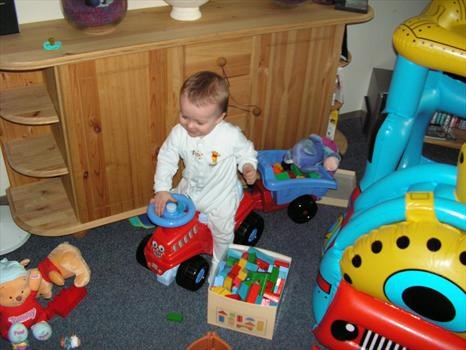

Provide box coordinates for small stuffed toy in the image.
[37,242,91,299]
[0,259,52,344]
[283,134,341,174]
[0,243,90,346]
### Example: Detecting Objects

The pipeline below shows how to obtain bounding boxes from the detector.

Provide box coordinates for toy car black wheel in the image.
[287,195,318,223]
[234,211,264,246]
[136,234,151,269]
[176,255,209,291]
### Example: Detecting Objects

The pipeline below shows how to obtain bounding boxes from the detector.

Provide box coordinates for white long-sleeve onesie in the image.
[154,121,257,271]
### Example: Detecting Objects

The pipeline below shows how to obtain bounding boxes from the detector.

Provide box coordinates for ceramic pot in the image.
[61,0,127,34]
[163,0,209,21]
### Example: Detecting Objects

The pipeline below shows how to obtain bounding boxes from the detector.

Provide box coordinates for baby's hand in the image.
[152,191,176,216]
[242,163,257,185]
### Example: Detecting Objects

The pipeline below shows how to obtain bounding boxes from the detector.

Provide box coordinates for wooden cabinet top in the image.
[0,0,373,71]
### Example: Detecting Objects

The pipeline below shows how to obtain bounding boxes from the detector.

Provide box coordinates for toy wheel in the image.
[176,255,209,291]
[147,193,196,228]
[287,195,318,223]
[136,234,151,269]
[234,211,264,246]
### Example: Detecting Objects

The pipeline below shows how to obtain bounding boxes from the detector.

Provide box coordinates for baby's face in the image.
[179,94,224,137]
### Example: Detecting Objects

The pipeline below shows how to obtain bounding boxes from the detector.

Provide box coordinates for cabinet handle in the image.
[216,57,227,67]
[252,107,262,117]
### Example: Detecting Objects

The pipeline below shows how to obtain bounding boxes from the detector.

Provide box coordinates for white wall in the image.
[0,0,430,195]
[340,0,429,113]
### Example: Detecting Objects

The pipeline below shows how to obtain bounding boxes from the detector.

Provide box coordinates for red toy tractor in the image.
[136,150,337,291]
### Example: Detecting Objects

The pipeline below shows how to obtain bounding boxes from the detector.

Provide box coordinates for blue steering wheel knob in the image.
[165,202,178,216]
[147,193,196,228]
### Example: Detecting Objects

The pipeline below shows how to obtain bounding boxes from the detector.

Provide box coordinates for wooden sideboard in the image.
[0,1,372,236]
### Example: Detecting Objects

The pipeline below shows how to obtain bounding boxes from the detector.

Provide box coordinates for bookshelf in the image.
[425,112,466,150]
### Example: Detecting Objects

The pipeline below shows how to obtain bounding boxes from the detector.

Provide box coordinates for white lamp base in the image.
[0,206,30,255]
[170,7,203,21]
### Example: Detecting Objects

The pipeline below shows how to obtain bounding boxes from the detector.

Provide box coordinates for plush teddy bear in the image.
[0,243,90,346]
[37,242,91,299]
[282,134,341,174]
[0,259,52,344]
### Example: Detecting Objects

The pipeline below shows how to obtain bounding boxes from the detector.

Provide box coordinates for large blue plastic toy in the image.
[312,1,466,349]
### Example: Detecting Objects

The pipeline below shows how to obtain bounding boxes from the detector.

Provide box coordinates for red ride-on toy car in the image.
[136,192,264,291]
[136,150,337,291]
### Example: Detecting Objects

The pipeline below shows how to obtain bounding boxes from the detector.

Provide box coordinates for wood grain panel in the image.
[59,50,175,221]
[185,39,255,138]
[58,61,108,221]
[185,37,253,78]
[252,26,343,150]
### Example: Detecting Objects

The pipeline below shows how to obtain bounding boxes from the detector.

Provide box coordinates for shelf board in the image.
[6,178,80,236]
[0,3,373,71]
[4,134,68,177]
[0,84,59,125]
[424,128,466,150]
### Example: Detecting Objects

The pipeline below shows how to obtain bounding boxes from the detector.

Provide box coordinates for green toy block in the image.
[269,266,280,285]
[290,164,304,177]
[226,256,238,267]
[167,311,183,323]
[275,171,290,180]
[247,251,257,264]
[307,171,321,179]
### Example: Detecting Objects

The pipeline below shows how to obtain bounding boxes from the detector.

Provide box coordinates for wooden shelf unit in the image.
[0,1,373,236]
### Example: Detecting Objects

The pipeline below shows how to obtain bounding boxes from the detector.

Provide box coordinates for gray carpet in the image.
[0,117,458,349]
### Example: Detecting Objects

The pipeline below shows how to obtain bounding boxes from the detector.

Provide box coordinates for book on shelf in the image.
[426,112,466,141]
[425,124,456,141]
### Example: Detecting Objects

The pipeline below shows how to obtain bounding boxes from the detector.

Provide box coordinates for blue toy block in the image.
[238,283,250,300]
[213,275,224,287]
[227,248,242,260]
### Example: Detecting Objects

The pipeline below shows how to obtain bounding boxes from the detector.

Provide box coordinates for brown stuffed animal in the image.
[37,242,91,299]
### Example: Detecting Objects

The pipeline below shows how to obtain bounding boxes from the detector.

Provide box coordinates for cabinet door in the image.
[251,26,344,149]
[184,37,255,137]
[58,49,182,222]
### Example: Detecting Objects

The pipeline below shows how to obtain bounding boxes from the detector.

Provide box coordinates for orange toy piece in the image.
[187,332,232,350]
[272,162,283,174]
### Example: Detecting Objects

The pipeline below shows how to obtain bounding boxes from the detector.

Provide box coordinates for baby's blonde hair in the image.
[181,71,229,114]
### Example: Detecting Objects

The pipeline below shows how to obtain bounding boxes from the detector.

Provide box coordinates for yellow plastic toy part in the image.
[392,0,466,77]
[340,192,466,338]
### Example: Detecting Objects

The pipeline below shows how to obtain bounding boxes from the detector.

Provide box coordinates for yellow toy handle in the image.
[392,0,466,77]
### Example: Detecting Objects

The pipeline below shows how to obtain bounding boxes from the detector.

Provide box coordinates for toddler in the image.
[153,71,258,282]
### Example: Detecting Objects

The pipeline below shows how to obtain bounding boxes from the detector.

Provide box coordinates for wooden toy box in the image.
[207,244,292,340]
